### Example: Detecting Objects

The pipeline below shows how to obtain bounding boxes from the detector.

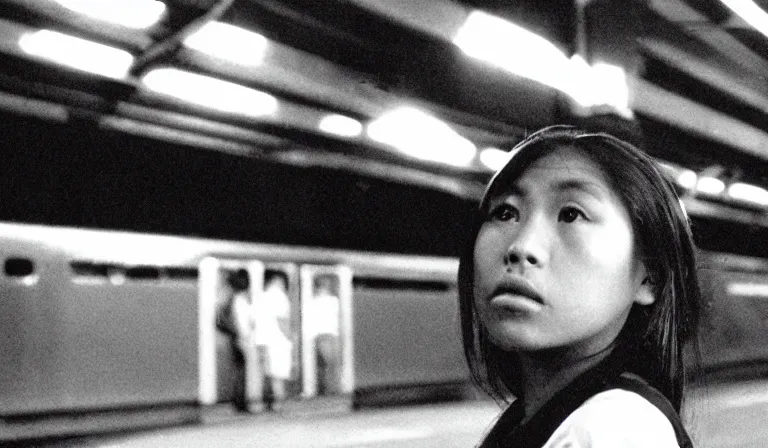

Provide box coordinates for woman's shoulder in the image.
[542,389,680,448]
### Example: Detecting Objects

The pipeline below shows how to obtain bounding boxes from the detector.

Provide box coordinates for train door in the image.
[299,265,354,402]
[198,257,264,411]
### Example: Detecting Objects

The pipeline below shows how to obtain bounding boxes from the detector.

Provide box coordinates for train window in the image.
[353,277,452,293]
[125,266,161,280]
[165,267,199,280]
[4,257,35,277]
[71,261,110,278]
[71,262,199,282]
[692,217,768,260]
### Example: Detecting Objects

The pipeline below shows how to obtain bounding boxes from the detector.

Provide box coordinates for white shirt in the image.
[252,285,290,345]
[542,389,680,447]
[308,291,340,337]
[230,291,252,339]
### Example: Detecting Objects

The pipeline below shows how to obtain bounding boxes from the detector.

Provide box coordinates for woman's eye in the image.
[490,204,519,222]
[558,206,586,223]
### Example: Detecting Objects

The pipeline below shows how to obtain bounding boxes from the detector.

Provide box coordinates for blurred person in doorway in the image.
[310,275,342,395]
[254,271,293,408]
[216,268,252,412]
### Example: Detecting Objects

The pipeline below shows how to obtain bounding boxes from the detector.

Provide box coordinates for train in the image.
[1,215,768,441]
[0,221,468,439]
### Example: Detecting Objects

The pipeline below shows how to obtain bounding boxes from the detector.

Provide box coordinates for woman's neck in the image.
[517,344,616,422]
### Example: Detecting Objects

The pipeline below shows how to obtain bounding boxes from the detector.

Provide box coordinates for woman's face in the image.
[473,146,652,359]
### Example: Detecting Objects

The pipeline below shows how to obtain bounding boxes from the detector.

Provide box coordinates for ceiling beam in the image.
[631,77,768,161]
[345,0,469,41]
[648,0,768,77]
[1,0,152,51]
[638,36,768,114]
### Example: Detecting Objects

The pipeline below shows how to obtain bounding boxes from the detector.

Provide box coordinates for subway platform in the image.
[8,379,768,448]
[12,399,498,448]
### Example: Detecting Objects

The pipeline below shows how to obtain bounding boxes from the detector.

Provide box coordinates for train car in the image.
[2,213,768,441]
[0,221,469,440]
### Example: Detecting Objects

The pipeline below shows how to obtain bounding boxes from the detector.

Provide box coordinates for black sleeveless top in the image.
[477,353,693,448]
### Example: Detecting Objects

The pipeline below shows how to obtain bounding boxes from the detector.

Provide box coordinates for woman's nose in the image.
[503,247,539,266]
[503,219,547,268]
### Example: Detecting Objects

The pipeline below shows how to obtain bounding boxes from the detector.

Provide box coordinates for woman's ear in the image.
[634,272,656,306]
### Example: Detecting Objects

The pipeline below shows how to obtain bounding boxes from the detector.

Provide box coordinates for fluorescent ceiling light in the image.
[18,30,134,79]
[676,170,698,190]
[727,282,768,297]
[454,11,569,92]
[720,0,768,39]
[479,147,512,171]
[367,107,476,167]
[567,56,632,117]
[318,114,363,137]
[184,21,268,67]
[696,176,725,195]
[657,161,697,191]
[142,68,278,117]
[53,0,166,29]
[727,182,768,206]
[453,11,630,117]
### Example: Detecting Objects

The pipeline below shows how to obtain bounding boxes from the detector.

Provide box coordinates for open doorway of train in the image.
[199,258,357,413]
[199,258,265,412]
[299,264,354,408]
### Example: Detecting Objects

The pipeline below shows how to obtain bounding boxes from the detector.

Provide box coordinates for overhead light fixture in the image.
[727,282,768,298]
[367,107,476,167]
[453,11,569,92]
[567,56,632,118]
[720,0,768,39]
[727,182,768,207]
[142,68,278,117]
[184,21,268,67]
[479,147,512,171]
[453,11,630,117]
[18,30,134,79]
[657,161,697,191]
[676,170,698,191]
[53,0,166,29]
[318,114,363,137]
[696,176,726,195]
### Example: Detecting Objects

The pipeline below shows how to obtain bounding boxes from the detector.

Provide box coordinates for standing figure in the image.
[253,271,293,408]
[310,275,341,396]
[460,126,700,447]
[215,268,252,412]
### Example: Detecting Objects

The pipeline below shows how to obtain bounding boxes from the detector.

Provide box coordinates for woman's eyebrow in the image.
[554,179,607,199]
[505,184,525,197]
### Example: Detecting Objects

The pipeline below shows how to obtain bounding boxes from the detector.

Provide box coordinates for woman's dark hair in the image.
[458,125,700,411]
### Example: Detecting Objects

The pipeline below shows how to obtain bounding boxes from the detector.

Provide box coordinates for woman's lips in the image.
[490,293,543,314]
[488,277,544,314]
[490,277,543,304]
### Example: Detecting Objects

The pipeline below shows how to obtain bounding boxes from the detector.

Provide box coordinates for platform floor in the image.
[47,400,498,448]
[11,379,768,448]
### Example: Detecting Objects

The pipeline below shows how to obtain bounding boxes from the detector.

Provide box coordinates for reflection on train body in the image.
[1,221,768,443]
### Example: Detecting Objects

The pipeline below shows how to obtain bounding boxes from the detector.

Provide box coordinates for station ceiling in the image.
[1,0,767,202]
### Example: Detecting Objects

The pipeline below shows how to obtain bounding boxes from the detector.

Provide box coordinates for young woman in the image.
[459,126,700,447]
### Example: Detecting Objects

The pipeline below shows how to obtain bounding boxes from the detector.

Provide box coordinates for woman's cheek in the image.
[472,229,498,300]
[585,227,633,269]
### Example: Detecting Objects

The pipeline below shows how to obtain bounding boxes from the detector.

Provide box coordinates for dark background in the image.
[0,111,476,256]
